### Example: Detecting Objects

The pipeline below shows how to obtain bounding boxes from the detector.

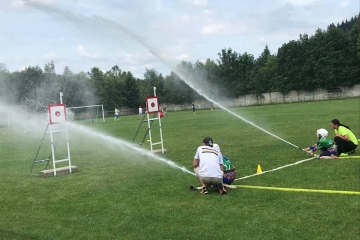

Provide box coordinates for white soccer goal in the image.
[66,104,105,122]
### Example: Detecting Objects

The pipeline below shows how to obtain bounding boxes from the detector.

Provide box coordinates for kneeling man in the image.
[193,137,227,195]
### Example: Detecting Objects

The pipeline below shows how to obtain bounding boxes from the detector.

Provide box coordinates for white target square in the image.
[48,104,67,125]
[146,96,160,114]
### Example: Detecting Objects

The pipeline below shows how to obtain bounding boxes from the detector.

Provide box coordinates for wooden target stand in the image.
[146,94,167,154]
[30,103,78,177]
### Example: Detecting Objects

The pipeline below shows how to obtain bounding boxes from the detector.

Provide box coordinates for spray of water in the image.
[23,1,301,150]
[67,122,195,175]
[0,102,195,175]
[0,104,48,132]
[1,102,310,182]
[171,73,302,149]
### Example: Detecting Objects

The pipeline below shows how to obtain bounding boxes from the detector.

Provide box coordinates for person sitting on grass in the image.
[192,137,227,195]
[330,119,358,157]
[213,143,236,185]
[303,128,338,159]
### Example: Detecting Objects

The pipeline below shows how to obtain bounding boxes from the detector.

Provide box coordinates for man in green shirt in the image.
[330,119,358,156]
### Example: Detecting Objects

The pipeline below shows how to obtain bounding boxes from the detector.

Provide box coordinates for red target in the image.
[48,104,67,125]
[146,96,160,114]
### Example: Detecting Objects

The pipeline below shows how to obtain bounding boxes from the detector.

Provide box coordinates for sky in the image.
[0,0,359,79]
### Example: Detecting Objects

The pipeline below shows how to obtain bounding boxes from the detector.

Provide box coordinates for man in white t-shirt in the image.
[192,137,227,195]
[138,106,143,120]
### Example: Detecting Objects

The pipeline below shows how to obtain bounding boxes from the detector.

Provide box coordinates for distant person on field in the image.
[192,137,227,195]
[330,119,358,156]
[303,128,338,159]
[138,106,143,120]
[162,107,167,115]
[85,113,92,123]
[114,108,120,121]
[192,102,195,115]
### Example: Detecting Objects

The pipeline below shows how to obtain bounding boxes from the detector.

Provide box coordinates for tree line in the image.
[0,15,359,112]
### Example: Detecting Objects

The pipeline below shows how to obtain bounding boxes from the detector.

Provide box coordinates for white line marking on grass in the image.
[234,156,316,181]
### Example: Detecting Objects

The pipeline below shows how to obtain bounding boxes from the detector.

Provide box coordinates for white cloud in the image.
[124,54,140,65]
[115,52,155,65]
[77,45,102,60]
[201,22,249,35]
[47,37,65,43]
[255,37,267,45]
[202,9,212,15]
[143,64,154,69]
[7,0,58,10]
[128,66,137,72]
[21,66,30,71]
[152,14,197,42]
[186,0,208,6]
[340,1,351,7]
[175,54,191,61]
[152,52,192,67]
[1,0,359,78]
[24,0,59,5]
[155,0,162,11]
[283,0,317,5]
[126,53,151,65]
[193,0,208,6]
[9,0,25,9]
[42,51,60,61]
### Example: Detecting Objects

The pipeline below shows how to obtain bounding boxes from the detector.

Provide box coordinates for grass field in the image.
[0,98,359,239]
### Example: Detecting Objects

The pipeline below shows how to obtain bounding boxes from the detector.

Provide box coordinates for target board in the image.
[146,96,160,114]
[48,104,67,125]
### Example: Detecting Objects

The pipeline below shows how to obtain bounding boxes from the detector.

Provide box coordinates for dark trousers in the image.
[334,136,357,155]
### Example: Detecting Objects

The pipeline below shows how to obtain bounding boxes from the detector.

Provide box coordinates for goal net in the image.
[66,104,105,122]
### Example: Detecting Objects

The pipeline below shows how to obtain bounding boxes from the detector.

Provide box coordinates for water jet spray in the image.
[67,122,195,176]
[24,1,302,150]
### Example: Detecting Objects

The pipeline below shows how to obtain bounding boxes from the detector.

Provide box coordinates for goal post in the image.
[66,104,105,122]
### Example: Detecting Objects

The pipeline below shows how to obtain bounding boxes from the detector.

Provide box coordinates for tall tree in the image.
[217,48,241,97]
[249,45,273,97]
[143,68,165,100]
[123,72,140,108]
[0,63,10,103]
[15,66,45,112]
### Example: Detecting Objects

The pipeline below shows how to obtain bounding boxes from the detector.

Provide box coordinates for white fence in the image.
[160,84,360,111]
[108,84,360,116]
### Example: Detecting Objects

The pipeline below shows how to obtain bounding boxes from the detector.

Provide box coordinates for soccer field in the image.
[0,98,359,239]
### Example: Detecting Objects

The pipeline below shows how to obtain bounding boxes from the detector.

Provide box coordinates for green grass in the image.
[0,98,359,239]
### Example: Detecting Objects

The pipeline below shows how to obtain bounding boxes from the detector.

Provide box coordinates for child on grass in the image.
[114,108,120,121]
[303,128,338,159]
